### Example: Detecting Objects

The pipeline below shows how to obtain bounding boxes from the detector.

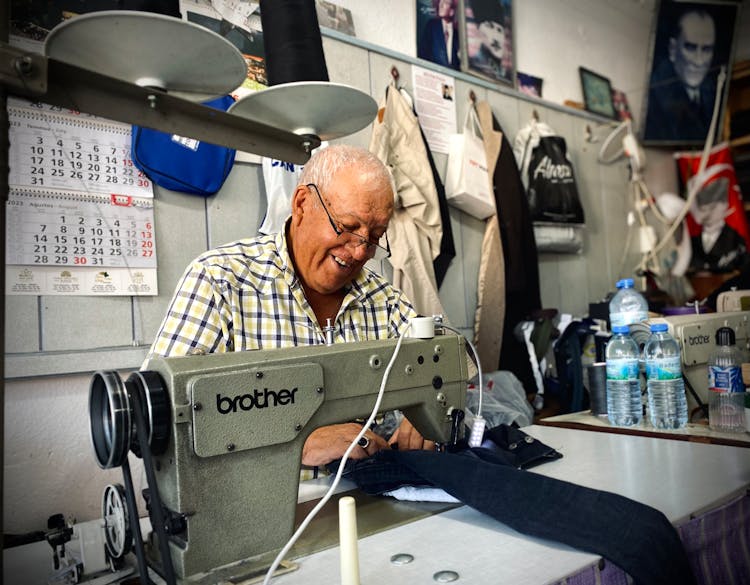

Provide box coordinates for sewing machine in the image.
[88,331,469,583]
[629,311,750,410]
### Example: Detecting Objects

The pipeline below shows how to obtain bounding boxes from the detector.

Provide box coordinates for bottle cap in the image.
[649,323,668,332]
[612,325,630,334]
[715,326,736,346]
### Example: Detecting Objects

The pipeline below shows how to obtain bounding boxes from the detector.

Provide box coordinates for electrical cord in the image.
[261,320,413,585]
[438,322,485,447]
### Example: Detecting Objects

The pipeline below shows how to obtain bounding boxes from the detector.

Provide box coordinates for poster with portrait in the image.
[642,0,740,146]
[417,0,462,71]
[676,144,750,274]
[461,0,514,86]
[316,0,356,36]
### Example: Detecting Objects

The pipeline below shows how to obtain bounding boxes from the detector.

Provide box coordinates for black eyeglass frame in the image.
[306,183,391,260]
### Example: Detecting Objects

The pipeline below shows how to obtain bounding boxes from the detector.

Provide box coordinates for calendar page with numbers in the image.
[6,98,158,296]
[7,189,156,268]
[6,188,158,296]
[8,98,153,197]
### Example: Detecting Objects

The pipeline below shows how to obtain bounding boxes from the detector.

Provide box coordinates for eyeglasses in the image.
[306,183,391,260]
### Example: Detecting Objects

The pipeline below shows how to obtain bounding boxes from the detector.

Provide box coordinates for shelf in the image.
[725,60,750,148]
[730,135,750,148]
[731,59,750,82]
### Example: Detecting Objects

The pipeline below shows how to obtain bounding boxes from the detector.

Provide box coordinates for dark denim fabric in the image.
[331,448,696,585]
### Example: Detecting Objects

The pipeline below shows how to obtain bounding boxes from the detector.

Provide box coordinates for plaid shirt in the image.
[148,228,416,359]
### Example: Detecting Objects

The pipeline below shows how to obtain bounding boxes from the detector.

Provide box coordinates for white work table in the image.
[275,424,750,585]
[5,425,750,585]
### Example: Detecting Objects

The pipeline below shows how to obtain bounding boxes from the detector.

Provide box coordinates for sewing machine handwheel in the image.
[102,483,132,560]
[126,371,171,458]
[89,371,131,469]
[89,370,171,467]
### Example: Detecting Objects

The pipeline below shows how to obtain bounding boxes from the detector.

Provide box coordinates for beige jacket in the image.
[473,100,506,372]
[369,85,446,317]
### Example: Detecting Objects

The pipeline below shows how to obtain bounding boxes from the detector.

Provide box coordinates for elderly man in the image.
[148,144,434,468]
[645,8,717,142]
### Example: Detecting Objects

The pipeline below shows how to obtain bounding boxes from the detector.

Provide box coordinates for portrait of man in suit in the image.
[418,0,461,70]
[464,0,514,85]
[643,0,739,145]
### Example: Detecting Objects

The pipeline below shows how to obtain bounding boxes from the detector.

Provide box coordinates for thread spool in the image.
[339,496,360,585]
[260,0,329,85]
[587,362,608,416]
[409,317,435,339]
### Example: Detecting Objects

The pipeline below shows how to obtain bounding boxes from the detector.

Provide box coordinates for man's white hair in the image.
[299,144,395,197]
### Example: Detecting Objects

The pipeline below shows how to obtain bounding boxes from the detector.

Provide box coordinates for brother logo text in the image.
[216,388,299,414]
[687,334,710,346]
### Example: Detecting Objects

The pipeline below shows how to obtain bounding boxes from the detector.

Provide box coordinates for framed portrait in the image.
[612,89,633,121]
[579,67,617,119]
[641,0,741,146]
[517,71,543,98]
[316,0,356,37]
[416,0,462,71]
[460,0,515,86]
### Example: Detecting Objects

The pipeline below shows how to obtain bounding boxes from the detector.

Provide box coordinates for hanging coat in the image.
[473,101,506,374]
[369,84,446,318]
[479,105,542,390]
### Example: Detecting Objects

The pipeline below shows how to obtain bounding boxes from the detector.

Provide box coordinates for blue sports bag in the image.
[131,95,237,196]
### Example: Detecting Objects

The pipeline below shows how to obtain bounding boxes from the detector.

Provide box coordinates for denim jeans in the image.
[332,448,696,585]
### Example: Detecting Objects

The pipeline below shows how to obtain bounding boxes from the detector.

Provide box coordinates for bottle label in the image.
[708,365,743,393]
[610,310,648,328]
[646,356,682,380]
[606,358,639,380]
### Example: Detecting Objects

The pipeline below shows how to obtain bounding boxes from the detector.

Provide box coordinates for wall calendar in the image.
[7,189,156,269]
[8,98,153,197]
[6,98,158,296]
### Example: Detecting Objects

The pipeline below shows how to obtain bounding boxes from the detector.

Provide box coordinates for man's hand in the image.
[388,418,436,452]
[302,423,388,467]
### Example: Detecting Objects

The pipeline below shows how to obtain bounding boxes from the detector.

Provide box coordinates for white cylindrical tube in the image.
[339,496,360,585]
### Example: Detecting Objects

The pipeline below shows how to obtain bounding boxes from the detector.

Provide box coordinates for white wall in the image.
[335,0,750,115]
[5,0,750,536]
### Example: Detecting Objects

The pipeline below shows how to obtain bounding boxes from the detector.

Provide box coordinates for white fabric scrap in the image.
[383,486,461,503]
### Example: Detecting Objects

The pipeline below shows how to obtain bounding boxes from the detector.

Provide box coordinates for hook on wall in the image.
[469,89,477,103]
[532,109,539,122]
[391,65,400,84]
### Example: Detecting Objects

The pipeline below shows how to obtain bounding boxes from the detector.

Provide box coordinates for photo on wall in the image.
[642,0,740,146]
[461,0,514,86]
[612,88,633,121]
[517,72,543,98]
[186,9,267,92]
[676,145,750,274]
[579,67,617,119]
[316,0,356,37]
[417,0,462,71]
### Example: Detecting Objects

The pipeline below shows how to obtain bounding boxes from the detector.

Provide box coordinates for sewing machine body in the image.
[139,334,468,579]
[630,311,750,410]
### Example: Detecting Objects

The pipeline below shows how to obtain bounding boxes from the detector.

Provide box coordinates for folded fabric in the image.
[333,448,695,585]
[479,423,563,468]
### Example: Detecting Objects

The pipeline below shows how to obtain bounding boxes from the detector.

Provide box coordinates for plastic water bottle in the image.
[609,278,649,328]
[708,327,745,433]
[644,323,688,429]
[605,325,642,426]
